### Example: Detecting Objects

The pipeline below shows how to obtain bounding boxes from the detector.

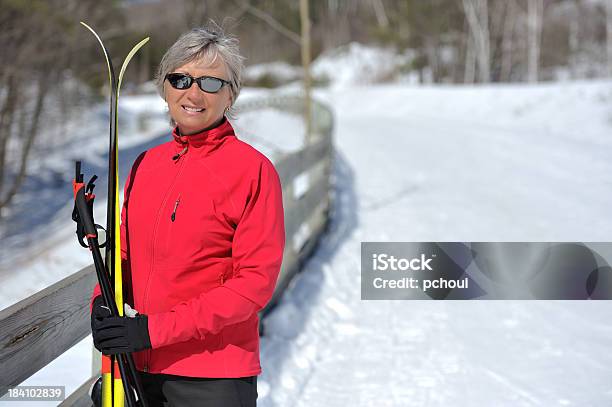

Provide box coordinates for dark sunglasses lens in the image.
[199,77,224,93]
[168,74,193,89]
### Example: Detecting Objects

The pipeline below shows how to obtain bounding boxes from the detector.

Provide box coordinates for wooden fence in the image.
[0,95,334,405]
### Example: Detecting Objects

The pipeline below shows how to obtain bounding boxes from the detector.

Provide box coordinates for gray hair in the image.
[154,22,245,120]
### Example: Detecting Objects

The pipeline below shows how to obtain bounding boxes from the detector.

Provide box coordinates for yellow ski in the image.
[80,21,149,407]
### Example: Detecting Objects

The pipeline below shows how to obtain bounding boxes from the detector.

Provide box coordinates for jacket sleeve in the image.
[146,158,285,349]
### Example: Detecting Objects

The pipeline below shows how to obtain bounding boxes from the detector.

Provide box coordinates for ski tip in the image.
[138,37,151,47]
[117,37,151,84]
[137,37,151,49]
[79,21,99,38]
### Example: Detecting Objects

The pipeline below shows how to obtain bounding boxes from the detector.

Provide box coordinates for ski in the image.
[75,21,149,407]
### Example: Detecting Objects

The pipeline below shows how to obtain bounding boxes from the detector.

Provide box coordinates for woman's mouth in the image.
[182,105,205,113]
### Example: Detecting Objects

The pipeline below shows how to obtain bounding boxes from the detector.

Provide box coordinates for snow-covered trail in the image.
[325,83,612,241]
[258,82,612,406]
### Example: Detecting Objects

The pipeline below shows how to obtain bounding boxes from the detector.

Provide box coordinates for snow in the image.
[244,62,303,86]
[2,50,612,405]
[253,79,612,406]
[317,81,612,241]
[312,42,410,88]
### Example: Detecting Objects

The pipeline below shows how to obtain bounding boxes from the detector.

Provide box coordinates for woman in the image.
[89,23,285,406]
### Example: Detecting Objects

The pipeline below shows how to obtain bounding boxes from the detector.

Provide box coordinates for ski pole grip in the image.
[75,185,97,237]
[73,161,97,237]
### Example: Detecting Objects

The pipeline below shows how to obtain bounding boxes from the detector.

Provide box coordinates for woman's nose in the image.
[186,82,205,99]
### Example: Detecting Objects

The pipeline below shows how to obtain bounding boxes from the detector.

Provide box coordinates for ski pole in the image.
[73,162,147,407]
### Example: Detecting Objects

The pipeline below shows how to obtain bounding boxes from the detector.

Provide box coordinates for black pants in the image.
[137,371,258,407]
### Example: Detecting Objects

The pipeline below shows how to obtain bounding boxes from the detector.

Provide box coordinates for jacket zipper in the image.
[171,195,181,222]
[172,145,188,161]
[141,151,188,371]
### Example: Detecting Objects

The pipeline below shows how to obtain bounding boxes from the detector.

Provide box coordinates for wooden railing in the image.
[0,95,334,406]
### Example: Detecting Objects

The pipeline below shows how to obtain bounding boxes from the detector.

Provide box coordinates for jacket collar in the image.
[171,118,236,159]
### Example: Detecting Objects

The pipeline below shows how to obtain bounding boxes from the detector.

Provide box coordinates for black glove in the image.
[91,297,152,355]
[91,295,111,332]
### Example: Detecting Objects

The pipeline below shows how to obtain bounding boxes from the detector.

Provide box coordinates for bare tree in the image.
[0,0,119,214]
[0,73,52,209]
[370,0,389,29]
[462,0,491,82]
[235,0,301,45]
[526,0,543,82]
[0,4,53,212]
[300,0,312,141]
[464,28,477,83]
[500,0,518,82]
[607,0,612,76]
[568,1,580,78]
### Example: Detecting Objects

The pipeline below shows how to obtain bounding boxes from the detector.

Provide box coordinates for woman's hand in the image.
[91,296,152,355]
[91,295,111,329]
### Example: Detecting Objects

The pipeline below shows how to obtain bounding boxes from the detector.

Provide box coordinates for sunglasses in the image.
[165,73,230,93]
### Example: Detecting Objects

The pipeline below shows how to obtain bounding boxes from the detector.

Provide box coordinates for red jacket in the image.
[91,118,285,377]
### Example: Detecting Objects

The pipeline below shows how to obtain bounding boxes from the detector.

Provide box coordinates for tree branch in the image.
[235,0,302,46]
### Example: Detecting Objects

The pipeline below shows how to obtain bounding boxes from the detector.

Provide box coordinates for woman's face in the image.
[164,57,231,135]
